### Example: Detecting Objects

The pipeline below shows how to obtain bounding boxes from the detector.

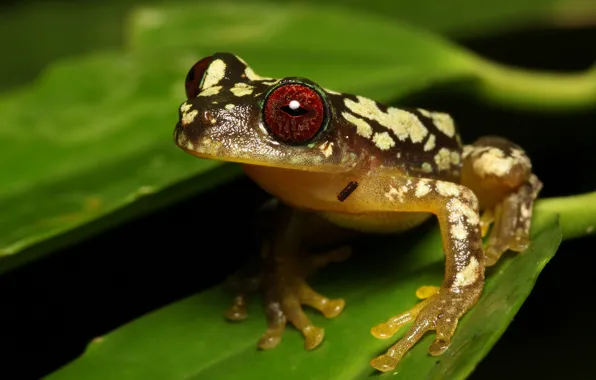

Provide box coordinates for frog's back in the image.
[327,93,463,182]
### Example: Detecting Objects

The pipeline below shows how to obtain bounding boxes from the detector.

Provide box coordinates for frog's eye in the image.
[263,84,326,144]
[185,56,213,99]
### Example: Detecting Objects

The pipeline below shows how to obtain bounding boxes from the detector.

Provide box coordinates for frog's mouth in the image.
[173,121,354,173]
[173,121,288,168]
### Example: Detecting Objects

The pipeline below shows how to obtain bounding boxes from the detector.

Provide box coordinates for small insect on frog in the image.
[173,53,542,372]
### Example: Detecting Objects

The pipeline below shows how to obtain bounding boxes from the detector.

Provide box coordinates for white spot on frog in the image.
[433,112,456,138]
[384,186,399,202]
[473,148,515,178]
[372,132,396,150]
[453,257,480,287]
[450,222,468,240]
[324,88,342,95]
[415,180,431,198]
[244,66,274,82]
[344,97,428,143]
[384,181,411,202]
[198,86,222,97]
[447,197,479,226]
[434,148,452,171]
[423,134,436,152]
[319,141,334,158]
[451,151,461,165]
[181,110,198,126]
[262,80,280,86]
[390,109,428,143]
[436,181,461,197]
[520,203,531,219]
[231,82,254,96]
[235,55,249,65]
[342,112,373,138]
[202,59,226,89]
[419,109,456,138]
[180,102,192,113]
[176,132,185,146]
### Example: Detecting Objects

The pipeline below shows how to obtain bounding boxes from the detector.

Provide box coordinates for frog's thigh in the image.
[461,136,543,266]
[355,172,484,371]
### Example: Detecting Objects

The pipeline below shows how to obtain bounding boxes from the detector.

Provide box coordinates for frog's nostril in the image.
[202,111,216,125]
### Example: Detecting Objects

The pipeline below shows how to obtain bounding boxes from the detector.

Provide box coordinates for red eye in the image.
[263,84,326,144]
[185,56,213,99]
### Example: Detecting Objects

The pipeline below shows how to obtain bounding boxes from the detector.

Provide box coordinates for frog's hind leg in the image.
[224,202,350,350]
[258,240,350,350]
[461,136,543,266]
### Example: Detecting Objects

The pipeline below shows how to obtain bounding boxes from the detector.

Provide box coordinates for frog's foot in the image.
[257,246,351,350]
[484,174,542,266]
[259,276,344,350]
[224,244,350,349]
[370,286,482,372]
[223,251,263,322]
[223,273,260,322]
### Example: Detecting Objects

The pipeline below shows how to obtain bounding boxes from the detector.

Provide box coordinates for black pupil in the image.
[280,104,308,117]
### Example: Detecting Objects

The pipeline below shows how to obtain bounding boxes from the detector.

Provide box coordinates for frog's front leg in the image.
[359,173,484,372]
[227,203,349,350]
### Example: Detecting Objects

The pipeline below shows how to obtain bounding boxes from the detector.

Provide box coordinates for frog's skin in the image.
[174,53,542,372]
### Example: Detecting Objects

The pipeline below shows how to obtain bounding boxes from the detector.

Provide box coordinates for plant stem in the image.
[536,191,596,240]
[470,57,596,112]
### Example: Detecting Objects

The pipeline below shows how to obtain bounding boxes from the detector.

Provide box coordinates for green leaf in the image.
[129,3,596,111]
[127,3,474,101]
[2,3,594,274]
[0,0,575,91]
[536,191,596,240]
[254,0,563,37]
[0,2,474,271]
[46,210,561,380]
[0,49,242,272]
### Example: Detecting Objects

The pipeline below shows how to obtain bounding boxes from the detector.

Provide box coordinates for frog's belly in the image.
[318,211,432,234]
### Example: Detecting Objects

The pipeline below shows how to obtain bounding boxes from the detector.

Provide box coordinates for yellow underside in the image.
[319,211,432,234]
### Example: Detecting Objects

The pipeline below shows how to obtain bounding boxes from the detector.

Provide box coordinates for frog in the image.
[173,52,542,372]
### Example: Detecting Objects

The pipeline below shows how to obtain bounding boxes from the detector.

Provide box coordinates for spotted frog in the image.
[173,53,542,372]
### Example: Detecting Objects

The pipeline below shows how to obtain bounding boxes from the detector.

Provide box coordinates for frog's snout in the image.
[173,119,205,154]
[173,98,269,163]
[173,102,225,156]
[174,101,208,144]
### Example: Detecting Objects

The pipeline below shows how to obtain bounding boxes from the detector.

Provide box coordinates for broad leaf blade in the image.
[46,211,561,380]
[0,51,241,270]
[0,3,480,270]
[1,0,569,91]
[129,3,474,101]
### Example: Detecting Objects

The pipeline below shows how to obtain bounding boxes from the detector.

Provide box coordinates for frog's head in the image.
[173,53,357,173]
